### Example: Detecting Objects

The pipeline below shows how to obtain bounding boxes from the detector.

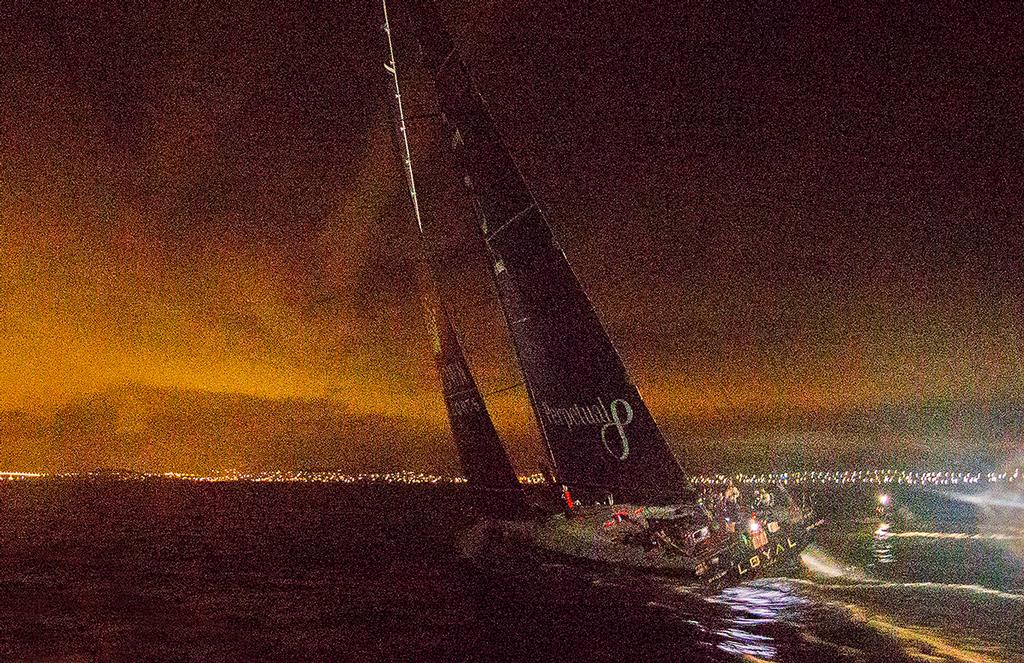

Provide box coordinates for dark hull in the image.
[703,517,823,589]
[463,512,823,590]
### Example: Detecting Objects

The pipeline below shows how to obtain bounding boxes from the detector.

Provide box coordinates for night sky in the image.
[1,0,1021,474]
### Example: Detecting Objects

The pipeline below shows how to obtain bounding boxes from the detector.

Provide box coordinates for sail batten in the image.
[404,0,689,504]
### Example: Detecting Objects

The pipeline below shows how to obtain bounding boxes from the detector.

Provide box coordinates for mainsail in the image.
[382,0,519,492]
[403,0,689,503]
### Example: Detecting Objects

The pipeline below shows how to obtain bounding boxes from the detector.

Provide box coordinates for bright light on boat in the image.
[749,519,760,533]
[878,493,891,507]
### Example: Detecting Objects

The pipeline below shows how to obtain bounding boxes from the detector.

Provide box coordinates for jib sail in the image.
[382,0,520,491]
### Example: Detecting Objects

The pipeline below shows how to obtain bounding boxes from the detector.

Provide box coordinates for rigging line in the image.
[382,0,424,235]
[437,47,457,74]
[484,381,525,398]
[483,202,537,242]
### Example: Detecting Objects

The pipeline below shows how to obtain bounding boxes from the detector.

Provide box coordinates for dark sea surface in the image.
[1,480,1022,662]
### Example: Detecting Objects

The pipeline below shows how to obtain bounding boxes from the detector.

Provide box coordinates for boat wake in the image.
[756,549,1024,662]
[705,576,1019,662]
[890,530,1024,542]
[790,543,1024,603]
[787,576,1024,603]
[548,554,1023,662]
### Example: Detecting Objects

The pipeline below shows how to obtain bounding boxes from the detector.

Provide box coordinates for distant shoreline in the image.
[1,468,1020,488]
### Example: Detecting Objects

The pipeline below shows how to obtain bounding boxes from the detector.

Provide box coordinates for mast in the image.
[381,0,520,493]
[402,0,689,504]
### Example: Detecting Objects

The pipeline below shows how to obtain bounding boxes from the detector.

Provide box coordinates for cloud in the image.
[0,383,457,474]
[1,0,1022,473]
[0,8,450,471]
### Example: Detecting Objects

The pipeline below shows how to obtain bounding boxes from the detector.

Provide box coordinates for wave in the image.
[836,602,1007,663]
[785,576,1024,603]
[891,530,1024,541]
[766,579,1020,662]
[938,490,1024,511]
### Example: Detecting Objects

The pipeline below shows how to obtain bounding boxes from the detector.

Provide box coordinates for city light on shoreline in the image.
[0,468,1020,487]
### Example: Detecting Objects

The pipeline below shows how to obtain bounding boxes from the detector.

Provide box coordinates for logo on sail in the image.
[601,399,633,460]
[441,362,481,419]
[542,398,634,461]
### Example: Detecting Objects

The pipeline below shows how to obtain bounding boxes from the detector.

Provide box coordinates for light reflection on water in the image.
[709,582,810,660]
[698,488,1024,661]
[799,544,869,580]
[871,522,894,566]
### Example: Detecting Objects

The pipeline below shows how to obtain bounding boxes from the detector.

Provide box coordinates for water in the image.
[0,480,1021,661]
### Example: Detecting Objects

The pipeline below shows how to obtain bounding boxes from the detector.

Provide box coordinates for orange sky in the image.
[1,0,1021,473]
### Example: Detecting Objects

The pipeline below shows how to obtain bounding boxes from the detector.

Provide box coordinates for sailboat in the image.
[385,0,822,587]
